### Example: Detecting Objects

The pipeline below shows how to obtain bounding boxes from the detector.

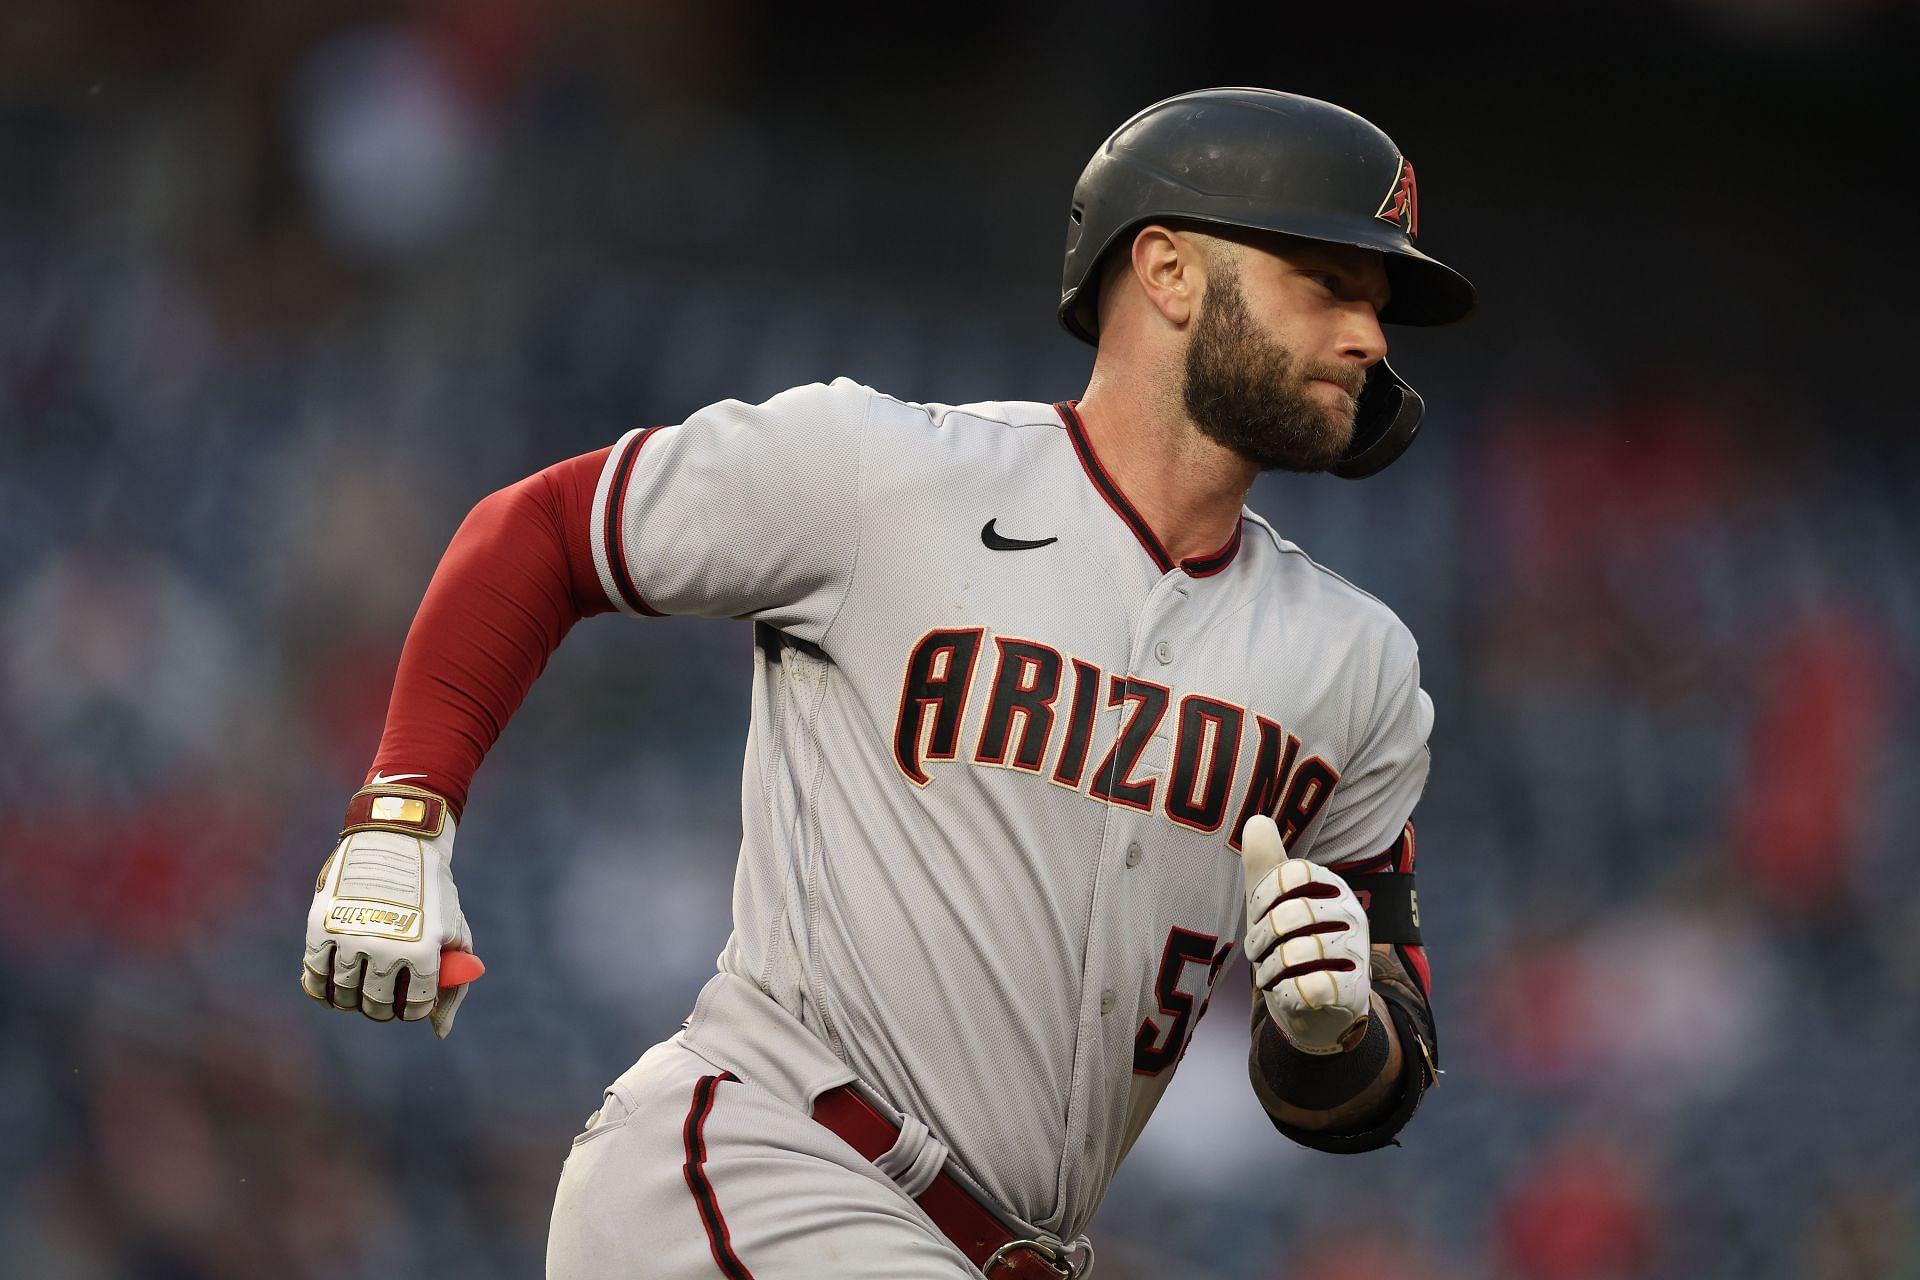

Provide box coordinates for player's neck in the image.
[1074,375,1257,567]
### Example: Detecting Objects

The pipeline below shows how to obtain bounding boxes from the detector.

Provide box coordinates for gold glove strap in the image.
[341,783,450,839]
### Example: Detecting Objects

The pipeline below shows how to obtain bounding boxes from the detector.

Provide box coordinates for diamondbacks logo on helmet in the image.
[1375,157,1418,241]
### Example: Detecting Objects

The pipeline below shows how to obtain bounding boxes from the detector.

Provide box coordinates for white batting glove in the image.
[1242,814,1371,1055]
[302,784,476,1038]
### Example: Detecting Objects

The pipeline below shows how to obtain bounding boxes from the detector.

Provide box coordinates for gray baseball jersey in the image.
[585,377,1432,1242]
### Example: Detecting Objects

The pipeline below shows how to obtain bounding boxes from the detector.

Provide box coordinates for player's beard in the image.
[1182,260,1361,473]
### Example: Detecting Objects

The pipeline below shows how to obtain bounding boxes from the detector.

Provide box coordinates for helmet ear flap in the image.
[1330,360,1424,480]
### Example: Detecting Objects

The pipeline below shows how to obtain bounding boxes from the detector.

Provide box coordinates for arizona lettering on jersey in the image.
[587,378,1434,1238]
[892,626,1340,849]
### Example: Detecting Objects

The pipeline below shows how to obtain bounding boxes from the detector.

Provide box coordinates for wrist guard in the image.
[1252,1007,1391,1111]
[1260,947,1439,1155]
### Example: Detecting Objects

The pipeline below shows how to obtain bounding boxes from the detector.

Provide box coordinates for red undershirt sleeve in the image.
[362,447,615,818]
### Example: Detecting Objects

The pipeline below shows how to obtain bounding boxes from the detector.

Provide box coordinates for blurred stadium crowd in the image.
[2,2,1916,1277]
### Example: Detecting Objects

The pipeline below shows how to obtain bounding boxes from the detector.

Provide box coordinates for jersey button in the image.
[1124,842,1142,868]
[1154,640,1173,664]
[1099,989,1115,1014]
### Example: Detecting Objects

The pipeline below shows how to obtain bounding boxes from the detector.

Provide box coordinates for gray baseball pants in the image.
[546,1036,978,1278]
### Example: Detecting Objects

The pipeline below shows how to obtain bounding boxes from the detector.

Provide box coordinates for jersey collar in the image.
[1054,401,1243,579]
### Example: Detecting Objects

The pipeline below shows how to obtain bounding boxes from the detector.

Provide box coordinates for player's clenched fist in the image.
[302,783,478,1038]
[1242,814,1370,1055]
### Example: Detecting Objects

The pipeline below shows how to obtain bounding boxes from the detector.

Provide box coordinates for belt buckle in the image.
[983,1238,1079,1278]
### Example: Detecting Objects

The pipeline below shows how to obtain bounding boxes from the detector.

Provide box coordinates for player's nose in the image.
[1338,300,1388,368]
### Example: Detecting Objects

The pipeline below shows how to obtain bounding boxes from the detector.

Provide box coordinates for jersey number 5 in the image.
[1133,927,1235,1076]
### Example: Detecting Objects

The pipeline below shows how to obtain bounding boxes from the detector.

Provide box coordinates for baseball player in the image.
[302,87,1472,1278]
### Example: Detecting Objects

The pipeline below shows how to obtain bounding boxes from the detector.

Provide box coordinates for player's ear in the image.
[1129,224,1198,328]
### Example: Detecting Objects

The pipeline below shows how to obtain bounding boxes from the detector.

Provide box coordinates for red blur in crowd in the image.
[0,784,268,958]
[1730,607,1899,915]
[1494,1131,1658,1280]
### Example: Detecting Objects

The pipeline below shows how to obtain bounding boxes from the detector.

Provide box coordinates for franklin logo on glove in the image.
[327,904,422,937]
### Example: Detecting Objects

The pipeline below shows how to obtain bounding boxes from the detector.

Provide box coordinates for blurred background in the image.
[2,1,1916,1276]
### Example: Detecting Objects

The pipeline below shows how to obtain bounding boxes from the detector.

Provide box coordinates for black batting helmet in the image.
[1058,88,1477,479]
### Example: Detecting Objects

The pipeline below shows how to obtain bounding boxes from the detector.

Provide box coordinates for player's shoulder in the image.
[739,376,879,419]
[1238,509,1419,658]
[735,378,1061,437]
[677,377,877,438]
[849,381,1064,435]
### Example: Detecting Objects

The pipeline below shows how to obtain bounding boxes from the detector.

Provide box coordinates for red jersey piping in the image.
[1054,401,1243,578]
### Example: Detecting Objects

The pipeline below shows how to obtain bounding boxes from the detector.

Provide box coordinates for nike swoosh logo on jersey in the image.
[369,771,428,787]
[981,520,1058,551]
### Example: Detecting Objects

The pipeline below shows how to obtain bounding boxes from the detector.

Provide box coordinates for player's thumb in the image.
[430,982,468,1040]
[1241,814,1289,900]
